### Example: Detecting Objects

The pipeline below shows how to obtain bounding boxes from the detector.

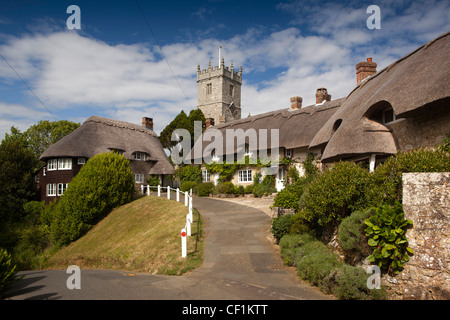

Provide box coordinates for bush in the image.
[279,233,315,265]
[369,148,450,205]
[180,181,198,193]
[47,152,135,246]
[338,209,373,264]
[215,182,236,195]
[300,161,370,226]
[271,215,293,243]
[244,184,253,194]
[253,174,276,198]
[196,182,215,197]
[272,187,300,211]
[0,248,17,296]
[174,165,202,184]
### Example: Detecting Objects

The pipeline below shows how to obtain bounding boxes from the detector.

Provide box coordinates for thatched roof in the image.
[40,116,174,174]
[310,31,450,162]
[188,98,344,162]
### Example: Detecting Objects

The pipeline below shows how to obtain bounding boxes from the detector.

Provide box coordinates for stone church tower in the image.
[197,58,242,125]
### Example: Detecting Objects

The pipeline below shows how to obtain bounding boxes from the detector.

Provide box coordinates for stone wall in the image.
[386,172,449,299]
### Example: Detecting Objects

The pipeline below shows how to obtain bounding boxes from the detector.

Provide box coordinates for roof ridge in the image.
[84,116,157,137]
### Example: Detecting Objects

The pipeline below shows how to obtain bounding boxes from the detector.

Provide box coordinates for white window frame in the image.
[202,169,210,182]
[48,159,57,171]
[78,157,86,165]
[238,169,252,183]
[134,174,144,184]
[286,149,292,158]
[58,158,72,170]
[47,183,56,196]
[134,152,147,161]
[57,183,69,196]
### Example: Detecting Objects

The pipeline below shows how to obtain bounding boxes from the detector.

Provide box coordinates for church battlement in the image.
[197,58,242,84]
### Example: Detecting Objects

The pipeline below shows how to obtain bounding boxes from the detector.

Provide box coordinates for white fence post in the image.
[186,214,191,236]
[184,192,188,206]
[141,185,144,194]
[181,228,187,258]
[158,185,161,197]
[147,185,150,196]
[167,186,170,199]
[176,188,180,202]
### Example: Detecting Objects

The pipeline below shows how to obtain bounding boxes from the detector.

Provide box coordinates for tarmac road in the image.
[4,197,331,300]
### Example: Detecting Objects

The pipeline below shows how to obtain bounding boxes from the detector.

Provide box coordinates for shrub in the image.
[196,182,215,197]
[48,152,135,246]
[174,165,202,184]
[180,181,198,193]
[0,248,17,296]
[279,233,315,265]
[271,215,293,243]
[215,182,236,195]
[244,184,253,194]
[364,202,414,275]
[369,148,450,205]
[338,208,374,264]
[300,161,370,226]
[272,187,300,211]
[147,175,160,186]
[253,174,276,197]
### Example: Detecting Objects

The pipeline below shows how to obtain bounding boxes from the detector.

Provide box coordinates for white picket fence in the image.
[141,185,193,258]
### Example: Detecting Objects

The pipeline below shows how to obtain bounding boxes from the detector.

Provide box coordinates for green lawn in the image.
[46,195,203,275]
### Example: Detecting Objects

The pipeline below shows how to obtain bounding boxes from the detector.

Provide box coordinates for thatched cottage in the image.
[36,116,174,203]
[189,31,450,190]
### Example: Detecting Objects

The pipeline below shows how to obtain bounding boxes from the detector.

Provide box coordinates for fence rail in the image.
[141,185,193,258]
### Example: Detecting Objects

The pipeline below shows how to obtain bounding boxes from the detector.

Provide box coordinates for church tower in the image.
[197,57,242,125]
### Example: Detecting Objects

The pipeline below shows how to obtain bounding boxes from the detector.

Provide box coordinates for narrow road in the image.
[4,197,330,300]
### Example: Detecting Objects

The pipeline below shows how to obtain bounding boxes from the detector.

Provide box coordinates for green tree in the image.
[46,152,135,246]
[0,128,37,225]
[23,120,80,168]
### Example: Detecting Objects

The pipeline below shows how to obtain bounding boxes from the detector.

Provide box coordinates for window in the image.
[286,149,292,158]
[110,149,124,155]
[48,159,57,171]
[202,169,210,182]
[58,183,69,196]
[134,152,147,161]
[229,84,234,96]
[134,174,144,184]
[238,169,252,183]
[58,158,72,170]
[206,83,212,95]
[78,157,86,165]
[47,183,56,196]
[382,108,396,124]
[43,168,46,176]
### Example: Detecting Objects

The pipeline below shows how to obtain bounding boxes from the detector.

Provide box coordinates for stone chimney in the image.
[315,88,331,105]
[142,117,153,130]
[356,57,377,85]
[290,96,302,110]
[205,117,215,129]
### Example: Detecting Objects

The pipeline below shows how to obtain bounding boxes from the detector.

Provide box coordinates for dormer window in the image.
[48,159,57,171]
[58,158,72,170]
[134,152,147,161]
[110,148,124,155]
[382,108,396,124]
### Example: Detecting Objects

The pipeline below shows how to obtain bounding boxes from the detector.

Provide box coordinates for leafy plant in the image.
[0,248,17,296]
[196,182,215,197]
[271,214,293,243]
[364,202,414,275]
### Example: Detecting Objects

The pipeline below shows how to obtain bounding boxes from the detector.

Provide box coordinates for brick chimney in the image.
[356,57,377,85]
[315,88,331,105]
[205,118,215,129]
[142,117,153,130]
[290,96,302,110]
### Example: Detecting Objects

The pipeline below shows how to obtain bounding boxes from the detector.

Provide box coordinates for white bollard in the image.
[184,192,188,206]
[141,185,144,194]
[158,185,161,197]
[176,188,180,202]
[147,185,150,196]
[181,228,187,258]
[186,215,191,236]
[167,186,170,199]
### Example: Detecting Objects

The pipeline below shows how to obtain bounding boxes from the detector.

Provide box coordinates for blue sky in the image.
[0,0,449,138]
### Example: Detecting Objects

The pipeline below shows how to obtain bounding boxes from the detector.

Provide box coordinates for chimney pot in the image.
[142,117,154,131]
[356,57,377,85]
[315,87,331,105]
[205,118,215,128]
[290,96,302,110]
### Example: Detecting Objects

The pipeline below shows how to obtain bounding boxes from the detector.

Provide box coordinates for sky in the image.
[0,0,449,139]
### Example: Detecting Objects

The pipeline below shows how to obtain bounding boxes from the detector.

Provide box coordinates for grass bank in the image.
[46,195,203,275]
